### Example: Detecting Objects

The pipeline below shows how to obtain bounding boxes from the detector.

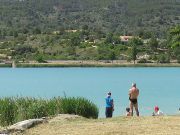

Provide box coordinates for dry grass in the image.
[21,115,180,135]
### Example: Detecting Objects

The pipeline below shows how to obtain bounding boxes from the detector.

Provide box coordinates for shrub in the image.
[177,55,180,63]
[157,54,170,63]
[138,58,153,63]
[138,58,147,63]
[35,55,47,63]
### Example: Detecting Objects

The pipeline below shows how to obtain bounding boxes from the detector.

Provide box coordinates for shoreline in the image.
[1,60,180,67]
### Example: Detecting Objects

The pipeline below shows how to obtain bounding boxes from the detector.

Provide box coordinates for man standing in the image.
[105,92,114,118]
[129,83,139,116]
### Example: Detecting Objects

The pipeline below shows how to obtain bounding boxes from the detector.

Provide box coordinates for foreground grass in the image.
[23,116,180,135]
[0,97,98,126]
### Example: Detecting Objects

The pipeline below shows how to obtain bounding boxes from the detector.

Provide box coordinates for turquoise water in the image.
[0,67,180,117]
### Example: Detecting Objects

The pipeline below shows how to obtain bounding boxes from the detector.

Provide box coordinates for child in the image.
[126,107,131,116]
[152,106,164,116]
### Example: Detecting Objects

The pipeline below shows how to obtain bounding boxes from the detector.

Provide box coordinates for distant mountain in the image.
[0,0,180,37]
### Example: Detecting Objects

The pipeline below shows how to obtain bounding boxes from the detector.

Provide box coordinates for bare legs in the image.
[130,102,139,116]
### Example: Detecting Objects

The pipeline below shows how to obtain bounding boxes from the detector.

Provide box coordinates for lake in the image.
[0,67,180,117]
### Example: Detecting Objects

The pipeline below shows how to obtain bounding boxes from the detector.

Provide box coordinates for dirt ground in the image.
[20,114,180,135]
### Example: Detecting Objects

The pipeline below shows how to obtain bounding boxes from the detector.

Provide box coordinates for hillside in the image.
[0,1,180,64]
[0,0,180,37]
[20,115,180,135]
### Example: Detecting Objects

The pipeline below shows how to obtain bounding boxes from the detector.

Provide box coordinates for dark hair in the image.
[126,107,130,112]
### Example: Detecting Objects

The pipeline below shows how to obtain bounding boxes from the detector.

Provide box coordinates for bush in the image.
[177,55,180,63]
[138,58,153,63]
[35,55,47,63]
[157,54,170,63]
[138,58,147,63]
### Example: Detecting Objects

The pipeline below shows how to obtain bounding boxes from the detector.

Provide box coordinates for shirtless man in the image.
[129,83,139,116]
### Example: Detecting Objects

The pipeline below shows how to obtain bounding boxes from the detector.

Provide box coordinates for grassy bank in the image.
[15,62,180,67]
[0,97,98,126]
[23,115,180,135]
[1,60,180,67]
[0,63,12,67]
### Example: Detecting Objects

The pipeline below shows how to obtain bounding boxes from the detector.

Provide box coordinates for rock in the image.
[0,118,47,134]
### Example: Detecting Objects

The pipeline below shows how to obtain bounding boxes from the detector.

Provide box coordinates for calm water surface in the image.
[0,67,180,117]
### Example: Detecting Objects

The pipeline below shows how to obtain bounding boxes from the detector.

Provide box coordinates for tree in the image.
[82,25,88,30]
[13,31,18,38]
[109,51,116,63]
[168,25,180,61]
[129,38,143,46]
[129,38,141,64]
[177,55,180,63]
[70,35,81,46]
[157,54,170,63]
[131,45,137,64]
[35,55,46,63]
[169,25,180,49]
[149,37,158,51]
[105,33,113,44]
[33,28,41,34]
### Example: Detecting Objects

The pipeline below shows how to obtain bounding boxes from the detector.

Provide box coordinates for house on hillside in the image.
[120,36,134,42]
[65,30,78,33]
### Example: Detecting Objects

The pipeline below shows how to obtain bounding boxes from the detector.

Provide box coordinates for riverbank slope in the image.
[23,115,180,135]
[5,60,180,67]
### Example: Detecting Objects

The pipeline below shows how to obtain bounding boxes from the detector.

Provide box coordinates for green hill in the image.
[0,0,180,63]
[0,0,180,37]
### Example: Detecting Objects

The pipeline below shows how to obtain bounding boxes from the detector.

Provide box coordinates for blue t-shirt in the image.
[105,96,113,108]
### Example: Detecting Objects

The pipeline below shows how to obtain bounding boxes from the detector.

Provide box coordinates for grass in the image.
[0,63,12,67]
[23,116,180,135]
[0,97,99,126]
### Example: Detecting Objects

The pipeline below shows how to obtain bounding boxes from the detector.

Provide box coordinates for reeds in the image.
[0,97,99,126]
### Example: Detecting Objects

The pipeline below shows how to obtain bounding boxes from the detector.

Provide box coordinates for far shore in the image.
[1,60,180,67]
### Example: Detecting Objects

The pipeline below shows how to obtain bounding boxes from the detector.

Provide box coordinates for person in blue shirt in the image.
[105,92,114,118]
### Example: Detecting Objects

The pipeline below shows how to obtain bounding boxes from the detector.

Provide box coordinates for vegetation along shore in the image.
[0,0,180,66]
[0,97,180,135]
[0,97,98,126]
[2,60,180,68]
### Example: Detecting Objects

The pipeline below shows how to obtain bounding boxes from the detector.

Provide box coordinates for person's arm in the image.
[129,89,131,97]
[111,99,114,111]
[137,89,139,96]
